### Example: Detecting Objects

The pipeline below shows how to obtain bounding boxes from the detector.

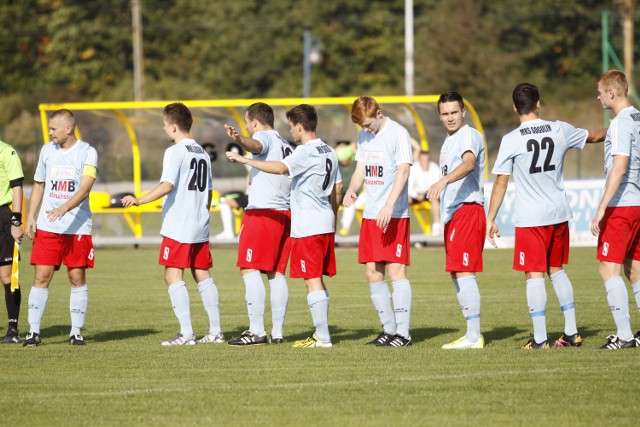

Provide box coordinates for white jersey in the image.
[159,139,212,243]
[247,130,293,210]
[355,119,413,219]
[408,160,440,200]
[283,139,341,238]
[604,106,640,207]
[439,125,485,224]
[34,140,98,235]
[492,119,587,227]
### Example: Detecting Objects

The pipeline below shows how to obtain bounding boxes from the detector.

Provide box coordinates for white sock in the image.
[69,284,88,336]
[550,270,578,336]
[632,280,640,313]
[198,278,221,336]
[392,279,412,339]
[269,276,288,338]
[526,278,547,344]
[605,276,633,340]
[308,290,330,342]
[457,276,481,342]
[27,286,49,334]
[243,271,266,336]
[219,203,234,236]
[167,281,193,338]
[341,204,356,230]
[369,281,396,335]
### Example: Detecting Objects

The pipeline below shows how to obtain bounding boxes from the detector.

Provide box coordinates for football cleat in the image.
[366,332,395,346]
[292,334,332,348]
[23,332,42,347]
[227,330,268,346]
[552,333,582,348]
[598,335,637,350]
[270,335,285,344]
[198,332,225,344]
[521,338,549,350]
[70,334,86,346]
[442,335,484,350]
[161,332,196,346]
[1,327,20,344]
[384,334,413,347]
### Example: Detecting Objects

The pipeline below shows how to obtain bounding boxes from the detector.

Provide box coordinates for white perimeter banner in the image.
[485,179,604,249]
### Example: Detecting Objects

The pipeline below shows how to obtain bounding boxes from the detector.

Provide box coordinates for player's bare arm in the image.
[486,174,509,248]
[376,163,410,229]
[10,184,23,243]
[586,128,607,143]
[121,181,174,207]
[46,174,96,222]
[591,155,628,236]
[224,124,263,154]
[427,151,476,201]
[25,181,45,240]
[343,161,364,208]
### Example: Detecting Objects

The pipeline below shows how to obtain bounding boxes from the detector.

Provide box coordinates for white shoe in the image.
[198,332,225,343]
[161,332,196,346]
[214,232,234,240]
[431,222,441,236]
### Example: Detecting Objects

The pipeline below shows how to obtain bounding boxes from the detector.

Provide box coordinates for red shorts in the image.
[159,237,212,269]
[358,218,410,265]
[597,206,640,263]
[31,229,95,270]
[444,203,485,273]
[290,233,336,279]
[513,222,569,272]
[237,209,291,274]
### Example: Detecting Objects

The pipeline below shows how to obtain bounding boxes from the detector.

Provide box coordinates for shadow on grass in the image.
[39,325,159,343]
[330,326,458,344]
[483,326,527,343]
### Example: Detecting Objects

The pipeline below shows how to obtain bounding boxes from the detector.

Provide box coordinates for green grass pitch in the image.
[2,245,638,426]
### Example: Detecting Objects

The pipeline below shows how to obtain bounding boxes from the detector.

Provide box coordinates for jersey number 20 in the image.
[188,158,208,192]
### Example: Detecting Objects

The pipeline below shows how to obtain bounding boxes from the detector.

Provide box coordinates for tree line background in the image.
[0,0,633,180]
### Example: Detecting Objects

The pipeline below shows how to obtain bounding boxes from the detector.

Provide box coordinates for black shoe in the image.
[521,338,549,350]
[23,332,41,347]
[383,334,413,347]
[552,333,583,348]
[70,334,86,346]
[599,335,637,350]
[227,330,268,346]
[366,332,394,346]
[270,336,285,344]
[1,327,19,344]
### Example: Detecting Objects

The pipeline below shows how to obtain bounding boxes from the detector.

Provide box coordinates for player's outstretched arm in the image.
[224,125,263,154]
[586,128,607,143]
[486,174,509,248]
[427,151,476,201]
[122,182,174,207]
[226,151,287,175]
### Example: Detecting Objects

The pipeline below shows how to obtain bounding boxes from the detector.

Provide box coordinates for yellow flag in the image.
[10,242,19,292]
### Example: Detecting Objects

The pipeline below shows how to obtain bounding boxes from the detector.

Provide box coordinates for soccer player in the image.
[408,149,442,236]
[23,109,98,346]
[486,83,605,350]
[223,102,293,346]
[343,96,413,347]
[0,140,24,344]
[122,103,223,346]
[591,70,640,349]
[226,104,341,348]
[426,91,486,349]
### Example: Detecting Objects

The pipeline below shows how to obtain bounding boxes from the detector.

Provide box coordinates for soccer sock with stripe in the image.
[307,289,330,342]
[69,284,88,336]
[369,281,396,335]
[27,286,49,334]
[526,278,547,344]
[550,270,578,336]
[197,277,221,336]
[4,284,20,330]
[167,281,193,338]
[242,271,266,336]
[456,275,481,343]
[604,276,633,341]
[269,275,288,339]
[392,279,412,339]
[219,203,234,236]
[632,280,640,314]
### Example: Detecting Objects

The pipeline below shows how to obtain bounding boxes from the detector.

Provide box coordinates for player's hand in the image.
[486,221,500,248]
[226,151,247,164]
[121,195,140,208]
[342,190,357,208]
[11,224,23,243]
[24,218,36,240]
[591,209,605,236]
[427,180,446,201]
[224,124,240,142]
[46,206,68,222]
[376,205,393,231]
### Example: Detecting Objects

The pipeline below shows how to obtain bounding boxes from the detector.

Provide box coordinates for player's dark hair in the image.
[512,83,539,115]
[246,102,275,128]
[163,102,193,132]
[286,104,317,132]
[437,91,464,112]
